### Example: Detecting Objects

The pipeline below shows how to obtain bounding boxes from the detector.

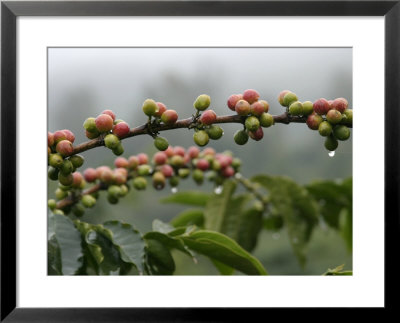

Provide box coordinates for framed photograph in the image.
[1,0,398,320]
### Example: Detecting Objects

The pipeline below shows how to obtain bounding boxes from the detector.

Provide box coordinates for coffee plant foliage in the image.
[48,89,353,275]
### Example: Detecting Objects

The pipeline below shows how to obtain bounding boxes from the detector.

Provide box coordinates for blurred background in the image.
[48,47,352,275]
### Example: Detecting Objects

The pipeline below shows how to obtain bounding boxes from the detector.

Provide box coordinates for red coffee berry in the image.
[202,147,216,156]
[222,166,235,178]
[259,100,270,113]
[173,146,186,157]
[164,146,175,157]
[96,166,111,178]
[306,113,323,130]
[200,110,217,125]
[137,153,149,165]
[153,151,168,165]
[71,172,84,188]
[227,94,243,111]
[62,129,75,143]
[113,171,127,185]
[250,101,265,117]
[187,146,200,159]
[154,102,167,118]
[100,167,114,184]
[326,109,343,124]
[161,109,178,125]
[95,114,114,132]
[183,154,191,164]
[53,130,67,144]
[113,122,130,138]
[235,100,251,116]
[248,127,264,141]
[48,132,54,147]
[128,156,139,169]
[114,157,129,168]
[243,89,260,104]
[331,98,348,113]
[278,90,290,106]
[83,168,97,182]
[196,159,210,171]
[85,130,99,139]
[313,98,330,115]
[161,164,174,178]
[56,140,73,156]
[102,109,116,121]
[114,167,128,177]
[216,154,232,168]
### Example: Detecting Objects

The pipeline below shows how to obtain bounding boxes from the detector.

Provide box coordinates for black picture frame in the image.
[1,1,399,321]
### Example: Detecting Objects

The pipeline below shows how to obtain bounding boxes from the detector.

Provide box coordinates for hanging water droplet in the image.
[272,233,280,240]
[328,151,335,157]
[171,187,178,194]
[214,186,222,195]
[234,172,242,179]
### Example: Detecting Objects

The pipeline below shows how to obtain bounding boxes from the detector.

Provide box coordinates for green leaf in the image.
[49,214,83,275]
[323,264,353,276]
[182,230,267,275]
[211,259,235,275]
[152,219,175,234]
[103,221,146,274]
[48,236,62,275]
[160,191,211,206]
[146,239,175,275]
[204,180,263,252]
[144,231,196,260]
[170,209,205,228]
[339,208,352,252]
[252,175,319,267]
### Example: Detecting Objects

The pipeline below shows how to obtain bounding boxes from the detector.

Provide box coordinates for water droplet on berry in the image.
[328,151,335,157]
[171,187,178,194]
[214,186,222,195]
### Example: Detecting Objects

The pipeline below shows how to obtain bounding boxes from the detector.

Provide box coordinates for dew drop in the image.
[234,172,242,179]
[272,233,280,240]
[171,187,178,194]
[328,151,335,157]
[214,186,223,195]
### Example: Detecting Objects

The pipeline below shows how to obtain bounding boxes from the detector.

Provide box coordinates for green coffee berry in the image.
[137,164,151,176]
[342,109,353,125]
[324,135,339,151]
[108,185,122,198]
[333,125,351,141]
[142,99,158,116]
[193,130,209,147]
[169,176,180,187]
[69,155,84,168]
[119,185,129,197]
[104,134,120,150]
[48,167,59,181]
[302,101,314,115]
[259,113,274,128]
[152,171,166,190]
[231,158,241,171]
[83,117,98,133]
[288,101,303,116]
[233,129,249,145]
[49,153,64,168]
[326,109,342,124]
[192,169,204,185]
[53,209,64,215]
[206,125,224,140]
[318,121,333,137]
[107,194,119,205]
[133,176,147,190]
[81,194,96,208]
[58,172,73,186]
[60,159,74,176]
[283,92,298,107]
[112,143,124,156]
[245,116,260,131]
[48,199,57,210]
[55,188,68,200]
[194,94,211,111]
[72,204,85,217]
[154,136,169,151]
[170,155,185,168]
[178,168,190,178]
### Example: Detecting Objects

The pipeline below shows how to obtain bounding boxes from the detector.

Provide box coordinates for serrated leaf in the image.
[204,180,263,252]
[146,239,175,275]
[49,214,83,275]
[252,175,319,267]
[152,219,175,234]
[103,221,146,274]
[160,191,211,206]
[182,230,267,275]
[48,236,62,275]
[170,209,204,228]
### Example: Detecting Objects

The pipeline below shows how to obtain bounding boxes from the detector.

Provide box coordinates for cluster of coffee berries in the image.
[191,94,224,147]
[48,129,86,188]
[49,146,241,215]
[227,89,274,145]
[278,90,353,152]
[83,109,130,156]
